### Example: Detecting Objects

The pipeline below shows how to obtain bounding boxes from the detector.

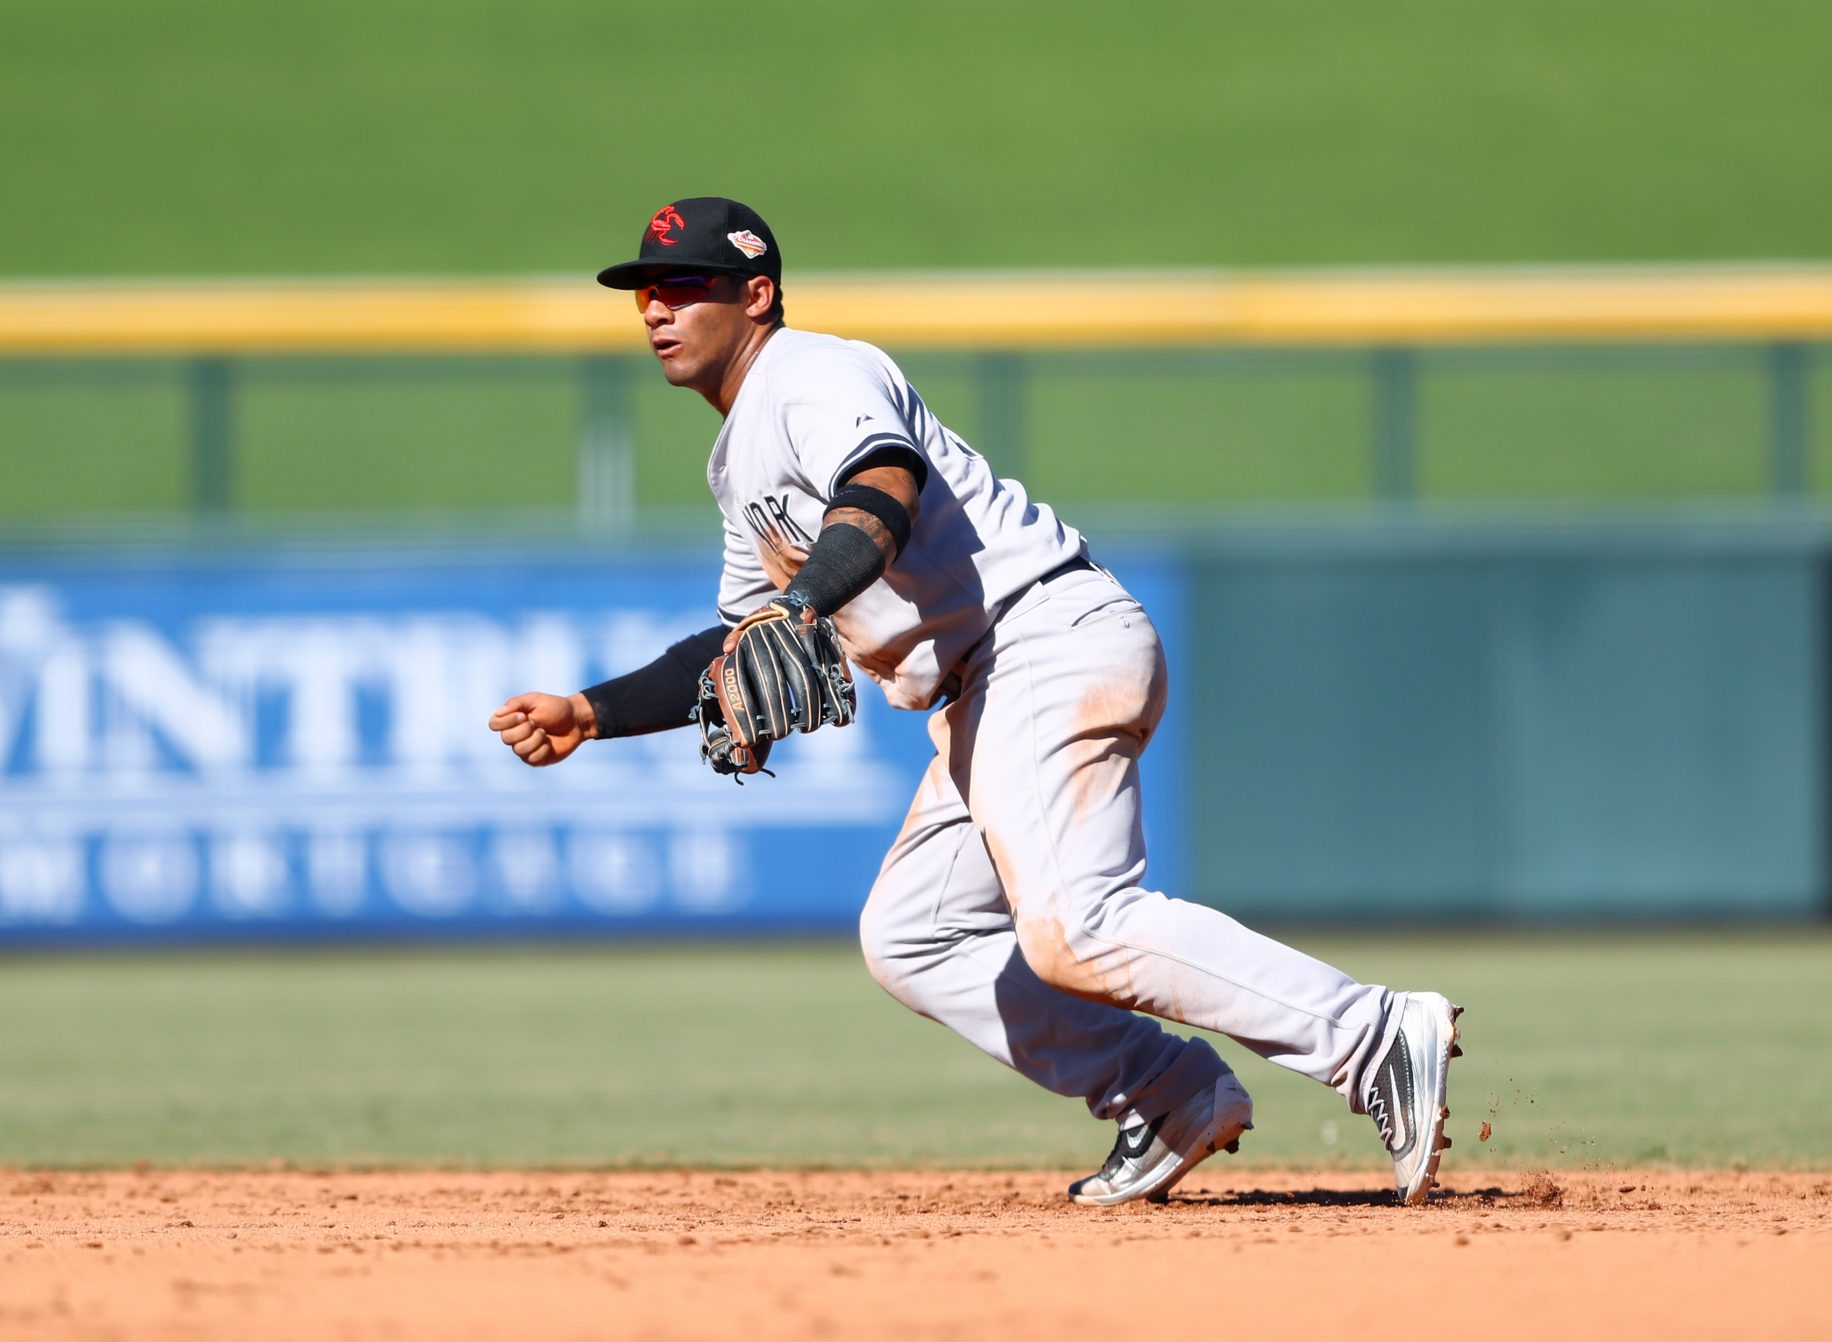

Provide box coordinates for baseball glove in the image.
[694,597,856,778]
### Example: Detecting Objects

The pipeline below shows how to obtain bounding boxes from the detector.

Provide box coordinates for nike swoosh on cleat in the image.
[1386,1064,1409,1152]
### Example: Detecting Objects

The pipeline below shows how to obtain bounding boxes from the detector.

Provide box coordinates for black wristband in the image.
[783,521,886,616]
[580,625,726,738]
[827,482,913,557]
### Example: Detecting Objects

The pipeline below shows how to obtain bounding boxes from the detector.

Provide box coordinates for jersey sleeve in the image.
[717,511,777,626]
[780,353,931,499]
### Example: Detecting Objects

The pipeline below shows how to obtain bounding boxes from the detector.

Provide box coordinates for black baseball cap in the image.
[595,196,782,290]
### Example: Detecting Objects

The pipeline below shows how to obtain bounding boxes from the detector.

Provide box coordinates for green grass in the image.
[2,931,1826,1171]
[2,2,1828,276]
[1417,354,1774,502]
[3,347,1826,523]
[0,369,195,516]
[232,359,583,514]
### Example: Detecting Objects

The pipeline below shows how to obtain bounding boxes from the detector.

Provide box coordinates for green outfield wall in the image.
[1178,514,1826,919]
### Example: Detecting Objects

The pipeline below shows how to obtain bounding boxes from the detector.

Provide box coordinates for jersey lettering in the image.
[743,494,816,552]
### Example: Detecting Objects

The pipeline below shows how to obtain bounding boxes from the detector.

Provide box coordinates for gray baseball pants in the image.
[858,563,1398,1128]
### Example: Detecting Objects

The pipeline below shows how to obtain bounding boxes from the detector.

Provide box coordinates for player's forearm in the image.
[822,505,899,563]
[578,625,726,739]
[784,465,919,616]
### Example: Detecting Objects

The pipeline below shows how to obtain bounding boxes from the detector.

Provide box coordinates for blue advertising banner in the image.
[0,546,1188,945]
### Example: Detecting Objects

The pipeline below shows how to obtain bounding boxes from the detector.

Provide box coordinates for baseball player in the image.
[490,197,1462,1205]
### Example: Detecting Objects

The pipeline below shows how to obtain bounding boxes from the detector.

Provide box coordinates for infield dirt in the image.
[3,1168,1827,1341]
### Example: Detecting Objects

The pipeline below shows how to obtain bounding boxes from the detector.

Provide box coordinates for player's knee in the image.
[857,883,910,994]
[1012,909,1114,1001]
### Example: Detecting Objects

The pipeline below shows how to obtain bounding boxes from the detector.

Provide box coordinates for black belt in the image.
[988,552,1095,628]
[935,553,1098,705]
[1033,552,1097,587]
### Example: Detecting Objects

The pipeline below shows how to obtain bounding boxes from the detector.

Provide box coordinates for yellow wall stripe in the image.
[1,266,1829,355]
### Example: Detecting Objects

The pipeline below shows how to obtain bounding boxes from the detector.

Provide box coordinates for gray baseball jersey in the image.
[705,325,1405,1136]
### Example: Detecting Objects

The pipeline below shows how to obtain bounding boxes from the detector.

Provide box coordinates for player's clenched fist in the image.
[488,692,595,767]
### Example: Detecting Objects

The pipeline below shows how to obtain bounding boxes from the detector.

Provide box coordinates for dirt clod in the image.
[1522,1171,1564,1207]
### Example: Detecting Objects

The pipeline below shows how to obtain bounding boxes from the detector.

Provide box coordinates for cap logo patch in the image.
[649,205,686,246]
[727,230,768,259]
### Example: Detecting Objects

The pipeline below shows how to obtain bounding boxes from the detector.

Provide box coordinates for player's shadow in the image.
[1170,1185,1517,1209]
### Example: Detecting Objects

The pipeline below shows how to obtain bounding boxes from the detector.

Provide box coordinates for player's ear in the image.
[742,275,776,321]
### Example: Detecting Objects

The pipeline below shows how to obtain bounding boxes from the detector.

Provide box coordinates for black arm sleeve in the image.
[780,460,920,617]
[579,625,727,739]
[782,522,887,617]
